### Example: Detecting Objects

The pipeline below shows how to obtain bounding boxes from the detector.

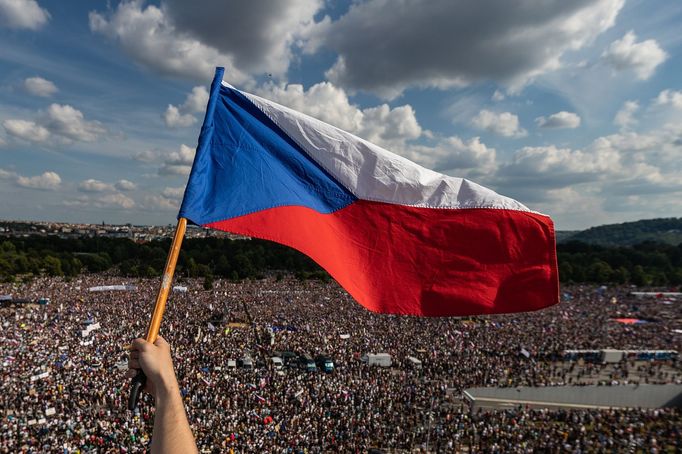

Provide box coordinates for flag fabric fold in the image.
[179,67,559,316]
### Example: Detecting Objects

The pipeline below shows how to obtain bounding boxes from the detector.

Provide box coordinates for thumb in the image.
[154,336,169,348]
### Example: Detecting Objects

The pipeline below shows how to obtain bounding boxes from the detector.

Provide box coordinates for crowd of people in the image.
[0,273,681,452]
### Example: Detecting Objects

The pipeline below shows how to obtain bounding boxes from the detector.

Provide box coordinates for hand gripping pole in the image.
[128,217,187,411]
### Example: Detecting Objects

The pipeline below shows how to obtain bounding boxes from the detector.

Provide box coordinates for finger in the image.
[125,368,138,378]
[131,338,150,352]
[129,351,140,360]
[128,359,140,369]
[155,336,171,353]
[154,336,168,348]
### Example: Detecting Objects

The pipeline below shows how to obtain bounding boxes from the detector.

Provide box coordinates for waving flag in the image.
[179,68,558,316]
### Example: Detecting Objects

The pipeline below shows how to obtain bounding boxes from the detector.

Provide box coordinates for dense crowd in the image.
[1,274,681,452]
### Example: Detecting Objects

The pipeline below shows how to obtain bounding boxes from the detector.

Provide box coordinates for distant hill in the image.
[557,218,682,246]
[554,230,579,243]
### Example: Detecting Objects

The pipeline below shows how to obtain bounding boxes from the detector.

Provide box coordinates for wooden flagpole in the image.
[128,217,187,411]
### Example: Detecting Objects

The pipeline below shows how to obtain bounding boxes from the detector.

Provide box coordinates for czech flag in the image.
[179,68,559,316]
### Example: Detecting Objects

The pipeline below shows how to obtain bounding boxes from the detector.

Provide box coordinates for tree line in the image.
[0,236,326,287]
[1,236,681,286]
[558,240,682,286]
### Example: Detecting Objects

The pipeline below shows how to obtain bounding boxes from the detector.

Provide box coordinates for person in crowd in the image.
[0,275,680,452]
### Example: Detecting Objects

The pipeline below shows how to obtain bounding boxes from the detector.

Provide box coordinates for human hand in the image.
[126,336,178,399]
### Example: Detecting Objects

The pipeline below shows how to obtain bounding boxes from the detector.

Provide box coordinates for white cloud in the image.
[256,81,423,149]
[2,104,105,144]
[115,179,136,191]
[167,144,195,165]
[158,164,190,176]
[535,111,581,129]
[654,89,682,109]
[440,136,497,174]
[596,125,682,173]
[162,186,184,199]
[493,120,682,219]
[161,0,323,78]
[65,192,137,209]
[180,86,209,113]
[78,179,114,193]
[2,119,49,142]
[255,80,497,179]
[613,101,639,130]
[0,0,49,30]
[256,82,363,132]
[163,105,196,128]
[96,193,135,209]
[499,145,616,186]
[0,168,15,179]
[61,196,89,208]
[402,136,497,178]
[602,31,667,80]
[495,144,621,207]
[471,110,526,138]
[134,149,161,162]
[89,2,243,83]
[163,85,209,128]
[16,171,61,190]
[159,144,195,175]
[315,0,624,97]
[23,76,57,97]
[88,0,332,90]
[491,90,505,102]
[141,194,178,211]
[40,104,105,142]
[358,104,422,146]
[530,187,611,230]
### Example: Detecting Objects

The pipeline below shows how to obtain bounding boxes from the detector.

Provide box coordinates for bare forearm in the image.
[151,382,198,454]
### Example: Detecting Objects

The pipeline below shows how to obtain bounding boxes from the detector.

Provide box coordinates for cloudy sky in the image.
[0,0,681,230]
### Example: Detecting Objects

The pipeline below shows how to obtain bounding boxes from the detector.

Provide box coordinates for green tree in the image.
[588,260,613,283]
[233,254,255,277]
[43,255,63,276]
[0,241,16,253]
[187,257,199,278]
[669,268,682,285]
[610,266,630,284]
[558,262,573,283]
[0,257,13,277]
[649,269,668,286]
[215,255,231,276]
[631,265,651,286]
[12,255,30,274]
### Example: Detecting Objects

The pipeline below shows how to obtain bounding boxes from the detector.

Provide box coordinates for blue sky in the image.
[0,0,681,230]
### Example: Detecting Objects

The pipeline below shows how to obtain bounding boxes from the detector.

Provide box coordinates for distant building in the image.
[631,292,681,299]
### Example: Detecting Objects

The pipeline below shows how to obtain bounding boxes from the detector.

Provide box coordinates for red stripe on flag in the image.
[206,200,558,316]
